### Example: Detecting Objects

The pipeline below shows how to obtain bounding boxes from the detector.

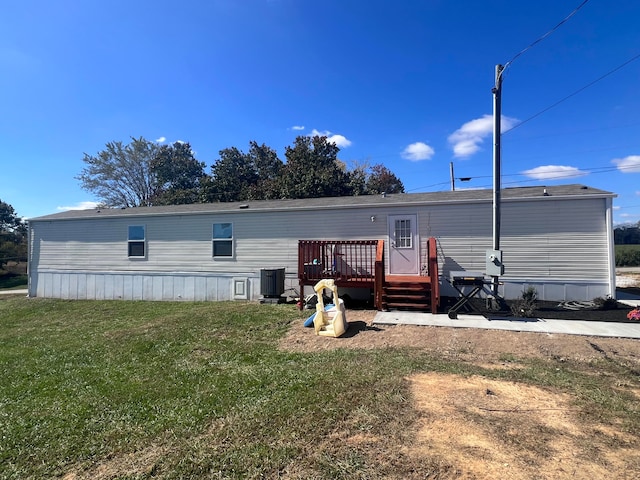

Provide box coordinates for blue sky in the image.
[2,0,640,223]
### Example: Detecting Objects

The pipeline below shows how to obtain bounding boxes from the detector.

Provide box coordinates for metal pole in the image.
[450,162,455,191]
[492,64,504,297]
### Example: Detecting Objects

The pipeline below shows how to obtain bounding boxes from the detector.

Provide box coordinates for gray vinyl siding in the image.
[425,197,609,278]
[30,207,390,300]
[419,197,611,300]
[31,208,401,275]
[29,192,614,302]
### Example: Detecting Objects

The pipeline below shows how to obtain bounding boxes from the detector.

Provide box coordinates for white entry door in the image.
[388,214,419,275]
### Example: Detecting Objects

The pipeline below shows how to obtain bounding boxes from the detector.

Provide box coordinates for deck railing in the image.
[298,240,381,285]
[298,238,437,312]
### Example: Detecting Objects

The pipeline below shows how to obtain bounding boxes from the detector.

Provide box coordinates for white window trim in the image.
[128,225,147,259]
[212,222,235,260]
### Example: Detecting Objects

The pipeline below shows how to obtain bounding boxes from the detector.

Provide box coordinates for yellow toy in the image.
[312,279,348,337]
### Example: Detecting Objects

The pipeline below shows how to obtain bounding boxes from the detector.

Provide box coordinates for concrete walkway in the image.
[0,289,27,296]
[373,311,640,339]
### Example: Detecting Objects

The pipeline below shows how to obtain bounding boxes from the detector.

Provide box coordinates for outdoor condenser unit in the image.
[260,268,285,298]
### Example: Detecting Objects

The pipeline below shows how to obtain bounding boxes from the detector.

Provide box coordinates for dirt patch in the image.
[407,372,639,480]
[281,313,640,479]
[280,311,640,366]
[61,444,169,480]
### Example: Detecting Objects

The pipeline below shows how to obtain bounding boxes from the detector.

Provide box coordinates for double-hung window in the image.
[128,225,146,257]
[213,223,233,258]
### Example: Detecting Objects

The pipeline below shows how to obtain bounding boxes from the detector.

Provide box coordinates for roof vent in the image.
[381,192,386,198]
[543,189,549,196]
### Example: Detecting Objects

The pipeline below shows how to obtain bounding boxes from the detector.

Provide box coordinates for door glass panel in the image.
[395,219,412,248]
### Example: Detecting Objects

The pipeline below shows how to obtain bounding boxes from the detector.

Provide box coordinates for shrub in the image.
[593,296,618,310]
[510,286,538,318]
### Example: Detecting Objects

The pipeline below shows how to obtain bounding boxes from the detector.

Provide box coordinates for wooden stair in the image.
[379,237,440,313]
[382,276,435,312]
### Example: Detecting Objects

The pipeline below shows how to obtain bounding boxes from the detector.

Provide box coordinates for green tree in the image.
[0,200,27,269]
[614,223,640,244]
[280,135,351,199]
[206,147,259,202]
[77,137,159,207]
[346,162,368,196]
[365,163,405,194]
[150,141,207,205]
[205,142,285,202]
[245,141,283,199]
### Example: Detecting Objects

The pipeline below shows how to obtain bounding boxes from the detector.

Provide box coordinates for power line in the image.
[503,0,591,72]
[502,120,640,142]
[409,160,640,193]
[504,51,640,135]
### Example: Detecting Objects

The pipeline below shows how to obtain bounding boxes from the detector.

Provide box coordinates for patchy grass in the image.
[1,298,639,479]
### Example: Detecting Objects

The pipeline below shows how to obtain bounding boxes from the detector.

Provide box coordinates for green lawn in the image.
[1,298,638,479]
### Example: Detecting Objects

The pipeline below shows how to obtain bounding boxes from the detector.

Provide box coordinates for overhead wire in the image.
[409,161,640,193]
[357,3,640,201]
[504,51,640,135]
[502,0,591,72]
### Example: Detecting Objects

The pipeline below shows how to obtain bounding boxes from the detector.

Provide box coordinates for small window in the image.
[213,223,233,258]
[128,225,146,257]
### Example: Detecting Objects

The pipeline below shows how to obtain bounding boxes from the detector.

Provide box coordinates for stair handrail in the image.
[374,240,385,310]
[428,237,440,312]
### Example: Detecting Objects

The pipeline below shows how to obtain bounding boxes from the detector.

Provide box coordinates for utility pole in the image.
[450,162,455,191]
[490,64,504,300]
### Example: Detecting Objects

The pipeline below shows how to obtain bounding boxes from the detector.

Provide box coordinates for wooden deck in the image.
[298,238,440,313]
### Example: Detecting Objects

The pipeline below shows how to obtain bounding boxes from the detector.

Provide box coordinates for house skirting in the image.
[439,277,613,302]
[31,270,612,303]
[29,270,298,302]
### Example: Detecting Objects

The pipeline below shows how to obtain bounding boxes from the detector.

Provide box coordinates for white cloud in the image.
[155,136,166,143]
[613,205,621,210]
[309,129,352,148]
[401,142,435,161]
[56,201,100,212]
[613,155,640,173]
[521,165,588,180]
[448,114,518,158]
[291,125,305,131]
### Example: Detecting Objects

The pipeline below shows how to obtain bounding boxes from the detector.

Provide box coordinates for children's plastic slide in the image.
[310,279,348,337]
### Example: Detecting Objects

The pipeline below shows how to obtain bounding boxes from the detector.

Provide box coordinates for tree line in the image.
[77,135,405,208]
[614,223,640,245]
[614,223,640,267]
[0,200,27,270]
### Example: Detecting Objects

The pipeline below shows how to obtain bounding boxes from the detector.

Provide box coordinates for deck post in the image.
[428,237,439,313]
[374,240,385,310]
